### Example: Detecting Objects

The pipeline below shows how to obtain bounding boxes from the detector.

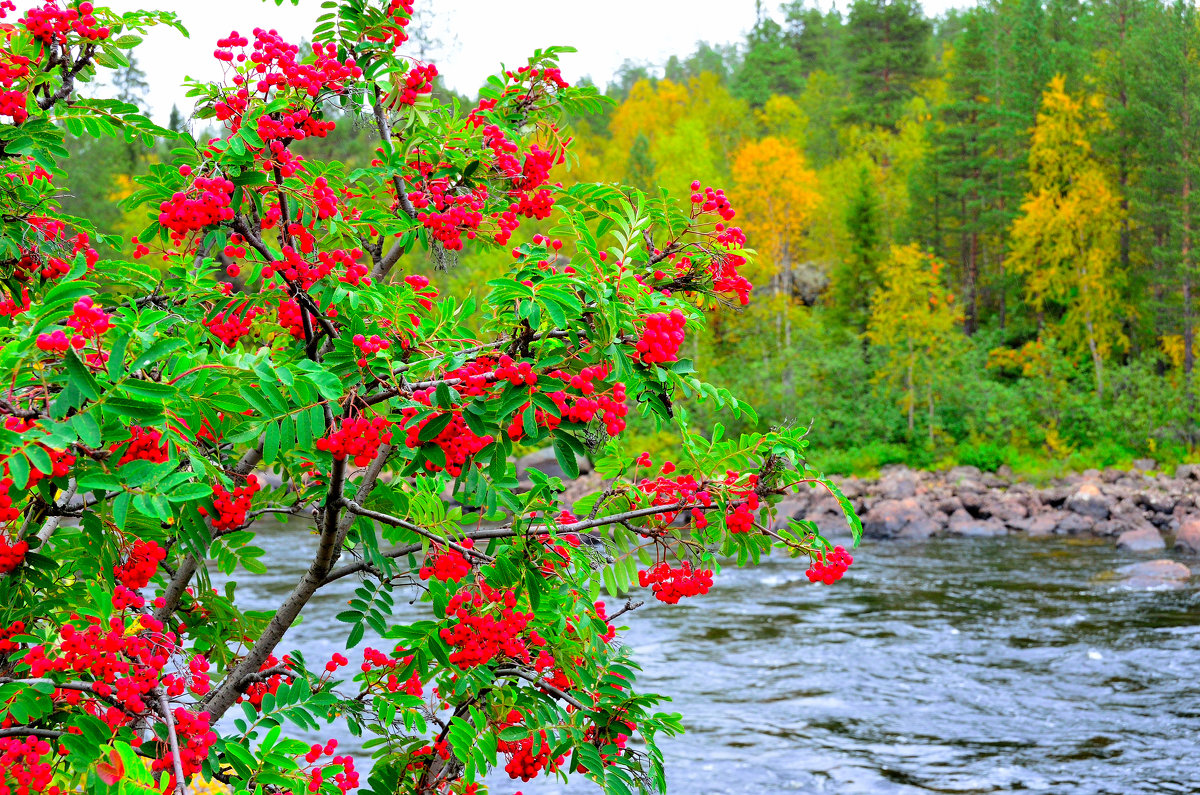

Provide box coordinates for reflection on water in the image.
[225,523,1200,794]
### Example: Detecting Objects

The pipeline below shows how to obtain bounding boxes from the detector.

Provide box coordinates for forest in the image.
[66,0,1198,478]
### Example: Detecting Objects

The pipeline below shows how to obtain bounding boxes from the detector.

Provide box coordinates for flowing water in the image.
[232,524,1200,794]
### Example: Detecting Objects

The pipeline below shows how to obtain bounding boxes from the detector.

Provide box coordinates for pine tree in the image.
[843,0,932,131]
[732,17,804,105]
[831,164,884,330]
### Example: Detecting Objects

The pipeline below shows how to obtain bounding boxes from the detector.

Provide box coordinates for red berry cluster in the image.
[275,296,338,339]
[806,545,853,584]
[418,541,473,582]
[153,707,217,784]
[158,175,235,241]
[0,536,27,574]
[439,584,537,668]
[310,175,339,219]
[205,301,264,347]
[239,654,294,709]
[67,296,114,341]
[505,370,629,442]
[113,539,166,589]
[303,739,359,795]
[635,460,712,526]
[390,63,438,106]
[199,474,260,532]
[264,245,364,290]
[690,181,736,221]
[0,90,26,124]
[635,310,686,364]
[0,735,60,795]
[351,332,390,367]
[0,619,25,653]
[725,503,754,534]
[22,611,214,770]
[494,354,537,386]
[360,646,423,696]
[0,285,29,317]
[369,0,414,48]
[112,425,169,466]
[409,181,486,252]
[638,561,713,604]
[400,399,492,477]
[316,416,394,467]
[324,652,349,674]
[16,216,99,282]
[0,478,18,523]
[501,728,557,782]
[20,1,109,45]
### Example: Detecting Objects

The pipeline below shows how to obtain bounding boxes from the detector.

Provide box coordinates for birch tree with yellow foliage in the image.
[731,136,821,398]
[868,244,963,440]
[1006,75,1126,399]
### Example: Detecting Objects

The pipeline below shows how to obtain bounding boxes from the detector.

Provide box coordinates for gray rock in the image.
[1055,512,1096,535]
[1113,559,1191,589]
[1092,519,1127,537]
[1140,492,1176,514]
[1066,483,1112,520]
[959,491,985,515]
[1133,458,1158,472]
[862,497,931,539]
[981,473,1009,489]
[934,495,964,515]
[1027,511,1064,536]
[1116,525,1166,552]
[946,465,983,483]
[981,497,1028,524]
[1175,464,1200,481]
[1174,518,1200,553]
[877,468,918,500]
[948,509,1007,537]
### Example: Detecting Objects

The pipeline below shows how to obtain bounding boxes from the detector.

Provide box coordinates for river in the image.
[229,524,1200,794]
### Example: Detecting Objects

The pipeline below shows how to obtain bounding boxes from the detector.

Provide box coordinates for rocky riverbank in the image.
[518,451,1200,588]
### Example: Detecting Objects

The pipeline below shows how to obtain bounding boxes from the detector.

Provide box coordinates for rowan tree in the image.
[0,1,859,794]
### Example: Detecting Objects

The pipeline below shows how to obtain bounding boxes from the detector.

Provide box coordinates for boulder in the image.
[1175,464,1200,481]
[861,497,934,539]
[877,468,918,500]
[946,465,983,483]
[1133,458,1158,472]
[980,496,1028,524]
[1027,511,1063,536]
[948,509,1007,537]
[959,491,985,515]
[934,495,964,515]
[1092,519,1127,537]
[1116,525,1166,552]
[1140,491,1177,515]
[1174,518,1200,554]
[1055,512,1096,535]
[1065,483,1112,520]
[1113,559,1191,589]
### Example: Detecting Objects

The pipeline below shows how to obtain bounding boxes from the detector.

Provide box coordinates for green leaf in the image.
[552,436,580,479]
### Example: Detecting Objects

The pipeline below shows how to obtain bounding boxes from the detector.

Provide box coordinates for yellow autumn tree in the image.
[729,136,821,400]
[867,244,963,439]
[1006,75,1126,399]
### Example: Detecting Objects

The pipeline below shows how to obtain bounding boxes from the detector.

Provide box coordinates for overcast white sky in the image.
[107,0,971,124]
